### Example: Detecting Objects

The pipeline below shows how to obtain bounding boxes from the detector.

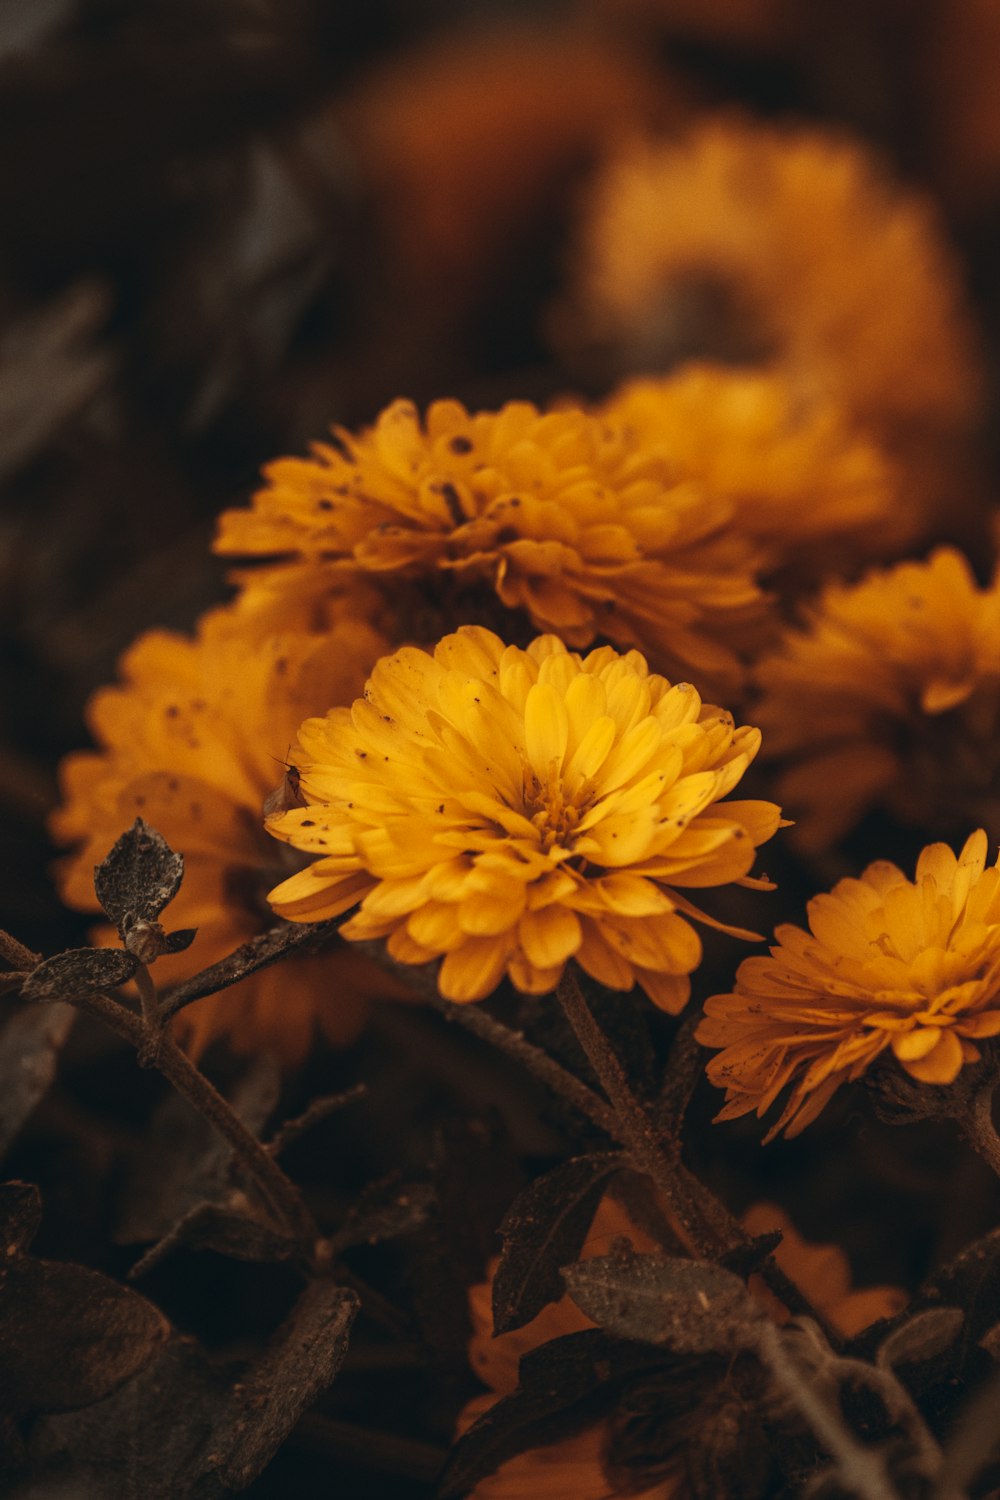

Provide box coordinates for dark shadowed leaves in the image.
[922,1226,1000,1357]
[437,1328,666,1500]
[94,820,183,943]
[31,1282,358,1498]
[20,947,137,1003]
[492,1152,624,1335]
[0,1000,75,1158]
[563,1248,762,1354]
[0,1180,169,1418]
[128,1202,300,1280]
[326,1176,435,1257]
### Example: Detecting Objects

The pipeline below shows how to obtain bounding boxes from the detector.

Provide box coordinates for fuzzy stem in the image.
[71,988,318,1246]
[758,1323,902,1500]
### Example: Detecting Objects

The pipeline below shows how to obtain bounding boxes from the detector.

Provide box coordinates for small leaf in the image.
[162,927,197,955]
[563,1248,762,1354]
[0,1181,42,1255]
[877,1307,964,1368]
[717,1230,784,1279]
[130,1202,299,1279]
[327,1178,434,1256]
[492,1152,624,1335]
[94,819,184,936]
[20,948,137,1004]
[0,1001,75,1157]
[210,1280,358,1487]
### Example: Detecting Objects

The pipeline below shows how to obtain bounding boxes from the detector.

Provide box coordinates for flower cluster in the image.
[698,831,1000,1138]
[215,394,769,693]
[52,599,394,1059]
[458,1194,903,1497]
[754,547,1000,851]
[265,627,781,1010]
[559,116,982,538]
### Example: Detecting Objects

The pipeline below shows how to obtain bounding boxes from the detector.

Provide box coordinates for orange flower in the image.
[265,627,782,1012]
[215,395,768,693]
[600,362,896,563]
[52,598,395,1060]
[753,548,1000,852]
[698,831,1000,1138]
[457,1194,903,1496]
[558,116,981,540]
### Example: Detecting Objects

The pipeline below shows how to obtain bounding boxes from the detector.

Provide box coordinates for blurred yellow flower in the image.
[266,627,782,1010]
[600,362,896,562]
[215,395,768,693]
[559,117,981,539]
[698,831,1000,1139]
[457,1193,902,1497]
[753,547,1000,851]
[52,599,394,1061]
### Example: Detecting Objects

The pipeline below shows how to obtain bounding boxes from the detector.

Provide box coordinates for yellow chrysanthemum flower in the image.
[698,831,1000,1139]
[753,547,1000,852]
[265,627,782,1011]
[52,599,396,1061]
[215,396,768,693]
[558,117,981,538]
[457,1194,902,1498]
[600,362,896,561]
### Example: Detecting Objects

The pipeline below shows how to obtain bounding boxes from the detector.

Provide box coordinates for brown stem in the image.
[71,989,318,1246]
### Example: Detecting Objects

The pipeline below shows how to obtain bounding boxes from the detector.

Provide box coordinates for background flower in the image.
[215,394,769,693]
[698,830,1000,1138]
[555,116,982,544]
[599,362,896,565]
[52,598,395,1060]
[266,626,782,1010]
[753,547,1000,852]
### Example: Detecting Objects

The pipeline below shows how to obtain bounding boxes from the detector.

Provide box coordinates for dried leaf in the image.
[492,1152,624,1335]
[0,999,75,1157]
[923,1226,1000,1356]
[210,1279,358,1487]
[93,819,184,938]
[20,947,137,1003]
[326,1178,435,1256]
[877,1307,964,1369]
[438,1328,666,1500]
[718,1230,785,1280]
[563,1248,762,1354]
[162,927,198,955]
[129,1201,300,1279]
[0,1182,169,1418]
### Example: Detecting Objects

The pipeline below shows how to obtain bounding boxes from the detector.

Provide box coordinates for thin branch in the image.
[268,1086,367,1157]
[160,918,342,1019]
[0,928,40,970]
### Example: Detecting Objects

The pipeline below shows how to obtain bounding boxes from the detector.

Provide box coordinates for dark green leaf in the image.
[563,1248,762,1354]
[20,947,137,1003]
[492,1152,624,1335]
[93,819,184,935]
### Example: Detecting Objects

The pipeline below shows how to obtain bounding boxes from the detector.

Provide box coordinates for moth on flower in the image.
[265,626,783,1009]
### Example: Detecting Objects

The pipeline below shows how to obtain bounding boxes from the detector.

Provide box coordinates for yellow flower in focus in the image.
[698,831,1000,1139]
[457,1194,903,1497]
[52,600,394,1061]
[215,396,768,693]
[266,627,782,1011]
[559,117,981,540]
[753,548,1000,852]
[601,363,896,562]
